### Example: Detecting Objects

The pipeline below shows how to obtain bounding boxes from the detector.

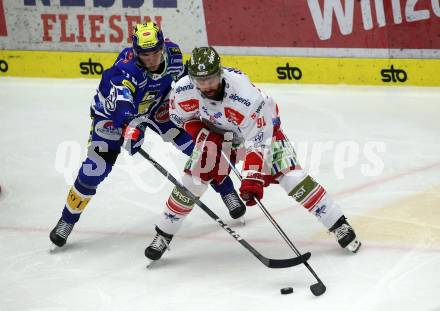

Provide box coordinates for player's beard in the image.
[202,88,221,99]
[200,81,223,100]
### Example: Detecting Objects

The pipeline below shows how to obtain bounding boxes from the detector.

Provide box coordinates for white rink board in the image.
[0,0,208,53]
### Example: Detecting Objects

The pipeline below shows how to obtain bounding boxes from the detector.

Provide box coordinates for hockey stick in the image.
[222,151,326,296]
[138,148,310,269]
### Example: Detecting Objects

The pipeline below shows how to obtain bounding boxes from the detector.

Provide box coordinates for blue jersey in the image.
[91,40,185,128]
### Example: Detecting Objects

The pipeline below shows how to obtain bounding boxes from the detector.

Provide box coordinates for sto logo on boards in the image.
[80,58,103,75]
[276,63,302,81]
[0,59,8,72]
[381,65,408,83]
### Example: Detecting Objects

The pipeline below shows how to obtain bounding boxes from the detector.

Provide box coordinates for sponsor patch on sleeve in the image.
[95,120,123,140]
[168,47,182,55]
[154,104,170,123]
[178,99,199,112]
[122,79,135,93]
[224,107,245,125]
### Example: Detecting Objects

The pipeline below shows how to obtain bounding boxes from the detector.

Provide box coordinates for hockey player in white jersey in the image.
[144,47,361,261]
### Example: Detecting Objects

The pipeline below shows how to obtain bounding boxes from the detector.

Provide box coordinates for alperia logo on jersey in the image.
[229,93,251,107]
[175,84,194,94]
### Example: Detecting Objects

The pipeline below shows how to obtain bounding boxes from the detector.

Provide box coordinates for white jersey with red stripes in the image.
[169,67,279,155]
[168,66,347,235]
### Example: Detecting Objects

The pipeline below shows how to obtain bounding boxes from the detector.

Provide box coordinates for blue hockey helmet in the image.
[132,22,164,54]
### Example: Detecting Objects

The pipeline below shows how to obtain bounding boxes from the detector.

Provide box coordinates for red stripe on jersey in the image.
[166,197,192,215]
[273,127,285,140]
[303,186,326,210]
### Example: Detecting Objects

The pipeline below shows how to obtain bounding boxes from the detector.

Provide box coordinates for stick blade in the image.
[310,282,326,296]
[266,252,311,269]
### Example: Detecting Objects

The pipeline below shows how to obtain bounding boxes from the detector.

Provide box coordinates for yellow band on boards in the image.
[1,50,439,86]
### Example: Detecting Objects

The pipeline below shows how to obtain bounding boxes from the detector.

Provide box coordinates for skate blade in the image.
[146,259,158,269]
[49,243,63,253]
[347,239,361,253]
[239,216,246,226]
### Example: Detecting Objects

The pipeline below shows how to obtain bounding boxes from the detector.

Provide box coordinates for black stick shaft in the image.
[223,152,324,285]
[138,148,309,269]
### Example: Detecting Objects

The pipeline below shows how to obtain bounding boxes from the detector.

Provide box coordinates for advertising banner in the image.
[204,0,440,48]
[2,49,440,86]
[0,0,207,53]
[203,0,440,58]
[1,0,440,85]
[221,55,440,86]
[1,0,440,58]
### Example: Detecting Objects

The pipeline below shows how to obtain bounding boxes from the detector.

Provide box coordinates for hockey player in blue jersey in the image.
[50,22,245,251]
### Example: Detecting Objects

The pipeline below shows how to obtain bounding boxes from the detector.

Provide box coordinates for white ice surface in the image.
[0,78,439,311]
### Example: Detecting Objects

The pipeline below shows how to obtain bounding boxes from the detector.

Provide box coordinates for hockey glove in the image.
[122,123,146,155]
[183,119,205,143]
[183,119,230,157]
[193,128,227,183]
[184,124,234,183]
[195,127,224,157]
[239,151,265,206]
[239,179,264,206]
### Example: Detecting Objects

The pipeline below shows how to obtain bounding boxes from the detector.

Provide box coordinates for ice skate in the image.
[50,218,74,249]
[221,190,246,219]
[330,216,361,253]
[145,227,173,268]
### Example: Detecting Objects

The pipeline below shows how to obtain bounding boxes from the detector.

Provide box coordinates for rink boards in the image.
[1,49,440,86]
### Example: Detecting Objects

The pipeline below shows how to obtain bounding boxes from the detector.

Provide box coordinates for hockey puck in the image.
[280,287,293,295]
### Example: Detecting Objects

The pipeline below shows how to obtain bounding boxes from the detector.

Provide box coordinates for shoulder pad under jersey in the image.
[115,47,135,64]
